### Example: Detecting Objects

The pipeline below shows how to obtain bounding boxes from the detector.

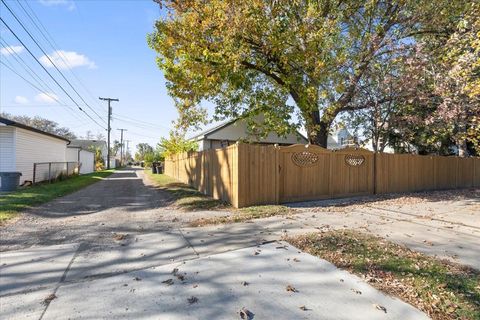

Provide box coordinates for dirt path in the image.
[0,168,177,251]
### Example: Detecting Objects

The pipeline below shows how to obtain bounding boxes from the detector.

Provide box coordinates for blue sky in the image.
[0,0,190,153]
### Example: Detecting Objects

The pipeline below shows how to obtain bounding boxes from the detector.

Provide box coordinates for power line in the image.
[17,0,107,113]
[0,38,60,101]
[0,60,85,122]
[113,114,171,130]
[0,16,106,130]
[99,97,119,169]
[117,128,127,165]
[1,0,107,125]
[127,130,161,139]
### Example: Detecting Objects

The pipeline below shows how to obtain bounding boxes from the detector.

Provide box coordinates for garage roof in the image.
[0,117,71,143]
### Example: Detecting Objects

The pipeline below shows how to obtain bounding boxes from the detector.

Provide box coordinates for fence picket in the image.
[165,144,479,208]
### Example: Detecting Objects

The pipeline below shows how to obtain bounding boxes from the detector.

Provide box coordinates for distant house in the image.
[327,127,357,149]
[0,117,70,186]
[190,118,308,151]
[66,146,95,174]
[68,139,109,167]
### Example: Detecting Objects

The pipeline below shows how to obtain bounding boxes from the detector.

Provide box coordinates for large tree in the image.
[135,143,154,161]
[1,112,76,140]
[385,3,480,156]
[149,0,466,147]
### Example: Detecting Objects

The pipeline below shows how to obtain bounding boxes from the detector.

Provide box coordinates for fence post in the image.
[373,152,377,195]
[33,163,36,184]
[274,144,280,204]
[328,150,334,197]
[48,162,52,183]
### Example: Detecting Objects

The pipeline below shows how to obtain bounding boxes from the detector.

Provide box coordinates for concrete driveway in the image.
[270,190,480,269]
[1,239,428,320]
[0,168,431,319]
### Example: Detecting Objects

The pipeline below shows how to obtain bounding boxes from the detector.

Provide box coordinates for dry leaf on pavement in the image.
[373,304,387,313]
[187,296,198,304]
[239,307,253,319]
[286,284,298,292]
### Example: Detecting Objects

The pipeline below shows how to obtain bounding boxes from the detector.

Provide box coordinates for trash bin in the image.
[151,163,157,174]
[0,172,22,191]
[156,164,163,174]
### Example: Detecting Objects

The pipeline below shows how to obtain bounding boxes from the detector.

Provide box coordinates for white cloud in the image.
[35,92,59,104]
[1,45,24,56]
[39,50,97,70]
[38,0,75,11]
[14,96,29,104]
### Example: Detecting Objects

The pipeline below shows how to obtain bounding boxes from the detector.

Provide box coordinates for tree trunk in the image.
[306,110,330,148]
[457,139,468,157]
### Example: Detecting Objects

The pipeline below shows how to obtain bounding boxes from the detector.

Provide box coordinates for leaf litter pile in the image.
[286,230,479,320]
[307,189,479,213]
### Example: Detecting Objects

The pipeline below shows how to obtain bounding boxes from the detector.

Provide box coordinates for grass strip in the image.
[287,230,480,320]
[0,170,114,223]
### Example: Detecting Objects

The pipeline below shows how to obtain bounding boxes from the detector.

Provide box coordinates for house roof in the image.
[189,118,308,142]
[189,119,238,141]
[0,116,70,142]
[69,139,107,151]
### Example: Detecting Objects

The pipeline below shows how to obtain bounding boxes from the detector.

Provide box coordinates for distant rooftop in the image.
[69,139,107,150]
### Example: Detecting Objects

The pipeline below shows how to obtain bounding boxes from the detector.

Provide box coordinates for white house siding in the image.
[79,150,94,174]
[0,126,16,172]
[66,147,80,163]
[15,128,67,184]
[66,147,94,174]
[207,119,306,144]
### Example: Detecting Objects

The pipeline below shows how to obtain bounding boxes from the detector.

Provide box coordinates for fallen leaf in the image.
[133,277,142,281]
[187,296,198,304]
[299,305,309,311]
[241,281,249,286]
[239,307,253,319]
[113,233,127,241]
[373,304,387,313]
[286,284,298,292]
[351,288,362,294]
[293,258,300,262]
[162,279,174,286]
[43,293,57,305]
[176,274,185,281]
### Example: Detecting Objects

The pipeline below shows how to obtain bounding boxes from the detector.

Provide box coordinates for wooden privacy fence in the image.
[165,143,480,208]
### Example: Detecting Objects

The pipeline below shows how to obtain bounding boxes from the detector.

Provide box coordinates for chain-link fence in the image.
[33,162,79,184]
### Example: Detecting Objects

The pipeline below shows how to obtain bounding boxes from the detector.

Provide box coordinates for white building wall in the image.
[0,126,16,172]
[66,147,80,162]
[15,128,67,184]
[79,150,94,174]
[207,119,307,144]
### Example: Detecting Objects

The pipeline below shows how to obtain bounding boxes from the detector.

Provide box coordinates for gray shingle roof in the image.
[69,139,107,151]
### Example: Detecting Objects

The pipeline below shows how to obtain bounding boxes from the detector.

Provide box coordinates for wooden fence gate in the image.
[166,143,480,208]
[278,145,374,203]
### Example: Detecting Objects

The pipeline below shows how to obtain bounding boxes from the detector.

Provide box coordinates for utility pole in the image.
[117,129,127,166]
[125,140,131,163]
[99,97,119,169]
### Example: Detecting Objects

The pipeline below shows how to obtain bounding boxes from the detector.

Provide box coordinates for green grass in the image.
[145,171,292,223]
[144,171,227,210]
[0,170,114,223]
[189,205,292,226]
[287,230,480,320]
